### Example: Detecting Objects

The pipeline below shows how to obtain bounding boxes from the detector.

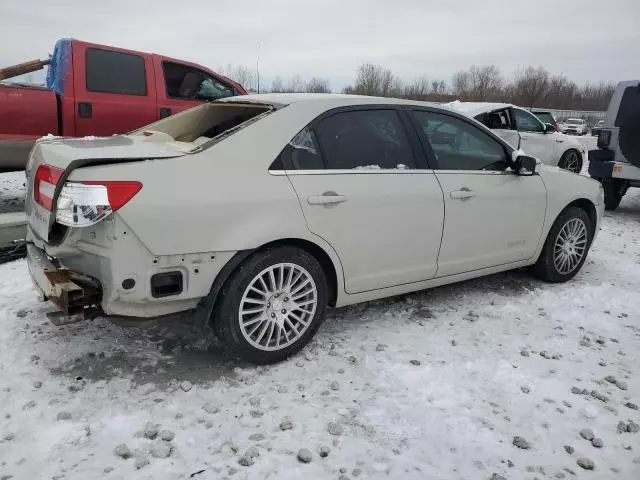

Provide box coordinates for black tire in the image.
[533,206,593,283]
[602,179,625,211]
[558,149,583,174]
[212,246,328,364]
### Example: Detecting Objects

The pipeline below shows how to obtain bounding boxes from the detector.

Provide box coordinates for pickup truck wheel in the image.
[212,246,328,364]
[602,179,626,210]
[558,149,582,174]
[533,206,593,283]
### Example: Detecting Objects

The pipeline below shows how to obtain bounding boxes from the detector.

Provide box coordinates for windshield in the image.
[534,112,556,125]
[567,119,582,125]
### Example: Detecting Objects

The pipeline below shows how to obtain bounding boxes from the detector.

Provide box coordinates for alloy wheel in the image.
[239,263,318,351]
[563,151,581,173]
[553,218,588,275]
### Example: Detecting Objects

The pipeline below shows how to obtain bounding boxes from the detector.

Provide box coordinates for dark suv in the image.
[588,80,640,210]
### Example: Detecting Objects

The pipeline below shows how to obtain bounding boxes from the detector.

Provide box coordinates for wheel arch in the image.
[256,238,340,307]
[564,198,597,235]
[196,236,343,328]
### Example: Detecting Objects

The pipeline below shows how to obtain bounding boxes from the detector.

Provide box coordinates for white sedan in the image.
[25,94,604,363]
[446,101,587,173]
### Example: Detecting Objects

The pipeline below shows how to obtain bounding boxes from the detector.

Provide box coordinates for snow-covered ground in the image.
[1,167,639,480]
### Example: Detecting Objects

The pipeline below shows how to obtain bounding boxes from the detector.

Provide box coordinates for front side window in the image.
[412,110,509,171]
[514,108,544,133]
[86,48,147,96]
[533,112,556,126]
[313,110,416,170]
[163,62,235,101]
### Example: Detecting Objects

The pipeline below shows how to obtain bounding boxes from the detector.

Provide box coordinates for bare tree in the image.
[511,66,550,107]
[220,64,257,92]
[452,70,471,99]
[452,65,502,101]
[404,76,430,100]
[350,63,397,96]
[270,76,285,93]
[306,77,331,93]
[469,65,502,100]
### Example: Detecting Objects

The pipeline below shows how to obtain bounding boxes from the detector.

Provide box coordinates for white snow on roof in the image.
[444,100,514,118]
[219,92,443,109]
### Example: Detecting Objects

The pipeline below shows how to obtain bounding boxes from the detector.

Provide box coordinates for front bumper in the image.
[27,244,102,324]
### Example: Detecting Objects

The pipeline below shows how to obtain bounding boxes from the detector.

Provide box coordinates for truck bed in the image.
[0,83,58,171]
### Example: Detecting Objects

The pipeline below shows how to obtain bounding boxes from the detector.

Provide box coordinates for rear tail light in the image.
[56,181,142,227]
[597,130,611,149]
[34,164,64,211]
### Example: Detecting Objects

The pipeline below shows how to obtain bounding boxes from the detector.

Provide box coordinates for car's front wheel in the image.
[212,246,328,364]
[533,206,593,283]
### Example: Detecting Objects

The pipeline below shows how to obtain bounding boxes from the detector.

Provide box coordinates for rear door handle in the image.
[308,192,347,206]
[450,188,475,200]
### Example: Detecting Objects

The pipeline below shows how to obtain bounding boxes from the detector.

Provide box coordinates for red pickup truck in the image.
[0,39,246,171]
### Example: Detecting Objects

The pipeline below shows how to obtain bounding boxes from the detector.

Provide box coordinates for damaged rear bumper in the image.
[26,244,102,324]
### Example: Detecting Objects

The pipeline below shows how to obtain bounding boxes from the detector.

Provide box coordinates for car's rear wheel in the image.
[212,246,328,364]
[533,206,593,283]
[558,149,582,174]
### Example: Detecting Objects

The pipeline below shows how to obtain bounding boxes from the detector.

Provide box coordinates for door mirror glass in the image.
[514,155,537,176]
[544,123,556,134]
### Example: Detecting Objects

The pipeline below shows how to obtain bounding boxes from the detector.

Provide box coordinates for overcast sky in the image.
[3,0,639,90]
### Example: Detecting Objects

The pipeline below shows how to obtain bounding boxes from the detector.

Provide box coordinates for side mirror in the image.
[514,155,537,176]
[544,123,556,134]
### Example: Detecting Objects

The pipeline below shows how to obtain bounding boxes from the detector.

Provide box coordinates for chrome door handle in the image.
[450,188,475,200]
[307,192,347,206]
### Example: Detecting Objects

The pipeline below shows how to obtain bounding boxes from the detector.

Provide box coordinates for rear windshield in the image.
[130,103,273,149]
[533,112,555,125]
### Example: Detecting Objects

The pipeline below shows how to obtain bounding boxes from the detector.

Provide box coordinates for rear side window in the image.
[86,48,147,96]
[314,110,416,170]
[163,62,235,101]
[412,110,508,171]
[475,109,513,130]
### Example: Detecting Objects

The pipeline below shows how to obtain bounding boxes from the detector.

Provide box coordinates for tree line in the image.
[220,63,615,111]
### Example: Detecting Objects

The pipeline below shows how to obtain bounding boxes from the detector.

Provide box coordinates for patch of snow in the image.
[354,164,382,170]
[0,189,639,479]
[37,133,61,141]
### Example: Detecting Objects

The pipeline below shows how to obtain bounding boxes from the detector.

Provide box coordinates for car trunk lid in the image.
[26,135,184,243]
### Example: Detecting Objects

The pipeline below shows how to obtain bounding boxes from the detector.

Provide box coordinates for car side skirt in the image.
[334,259,532,308]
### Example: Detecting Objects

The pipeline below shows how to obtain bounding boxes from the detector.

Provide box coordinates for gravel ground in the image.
[0,157,639,480]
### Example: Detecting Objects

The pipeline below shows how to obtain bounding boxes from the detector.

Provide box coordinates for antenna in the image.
[256,40,263,94]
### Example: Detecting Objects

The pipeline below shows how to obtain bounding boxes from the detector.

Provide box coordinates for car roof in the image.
[444,100,515,118]
[218,92,443,109]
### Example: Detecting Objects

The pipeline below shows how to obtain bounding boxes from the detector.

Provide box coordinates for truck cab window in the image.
[86,48,147,96]
[163,62,235,101]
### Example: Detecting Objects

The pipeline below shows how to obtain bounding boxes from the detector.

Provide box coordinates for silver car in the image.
[25,94,604,363]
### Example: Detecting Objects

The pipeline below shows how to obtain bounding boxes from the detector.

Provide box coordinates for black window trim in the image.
[272,105,431,172]
[161,60,236,102]
[85,47,148,96]
[407,106,515,173]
